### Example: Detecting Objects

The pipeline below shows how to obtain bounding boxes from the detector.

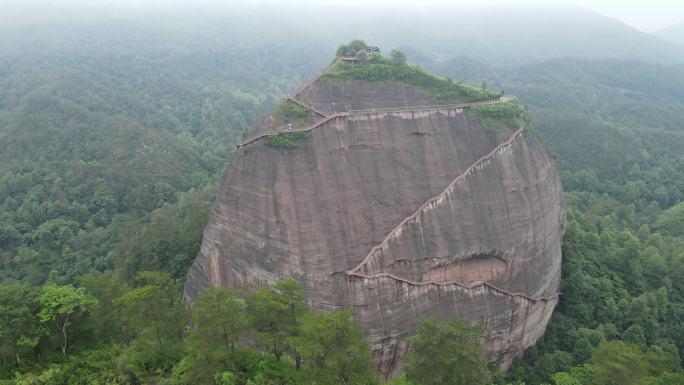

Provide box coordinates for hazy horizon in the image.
[1,0,682,33]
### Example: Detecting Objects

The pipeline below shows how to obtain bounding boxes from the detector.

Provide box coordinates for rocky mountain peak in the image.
[184,51,565,378]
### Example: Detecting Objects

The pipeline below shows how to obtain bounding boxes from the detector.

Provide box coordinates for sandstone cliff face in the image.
[184,66,564,378]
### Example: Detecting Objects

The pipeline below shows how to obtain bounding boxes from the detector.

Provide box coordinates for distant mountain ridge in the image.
[656,22,684,46]
[242,4,684,66]
[2,4,683,68]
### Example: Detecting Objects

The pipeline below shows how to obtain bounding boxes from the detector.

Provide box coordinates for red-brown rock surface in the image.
[184,62,565,378]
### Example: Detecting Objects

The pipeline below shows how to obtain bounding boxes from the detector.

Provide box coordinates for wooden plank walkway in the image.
[236,96,515,149]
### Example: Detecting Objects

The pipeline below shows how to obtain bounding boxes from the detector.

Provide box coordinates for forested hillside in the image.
[0,24,329,285]
[1,6,684,384]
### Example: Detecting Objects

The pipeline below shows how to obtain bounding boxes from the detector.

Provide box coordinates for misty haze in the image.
[1,1,683,385]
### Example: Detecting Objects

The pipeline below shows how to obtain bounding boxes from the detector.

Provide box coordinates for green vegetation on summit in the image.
[323,41,500,104]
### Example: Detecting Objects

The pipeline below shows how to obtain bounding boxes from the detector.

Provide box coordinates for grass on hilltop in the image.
[321,54,501,104]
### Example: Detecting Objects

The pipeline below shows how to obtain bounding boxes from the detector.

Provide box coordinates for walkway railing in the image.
[346,97,514,115]
[342,122,558,303]
[236,96,515,149]
[342,119,559,303]
[285,96,329,118]
[286,57,341,101]
[235,99,557,303]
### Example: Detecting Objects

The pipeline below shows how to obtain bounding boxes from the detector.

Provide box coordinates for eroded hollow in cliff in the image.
[380,252,509,285]
[422,255,507,284]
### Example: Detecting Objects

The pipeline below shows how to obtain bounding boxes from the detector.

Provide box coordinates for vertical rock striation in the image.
[184,60,564,379]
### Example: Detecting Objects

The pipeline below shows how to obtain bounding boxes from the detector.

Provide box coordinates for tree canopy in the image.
[405,317,487,385]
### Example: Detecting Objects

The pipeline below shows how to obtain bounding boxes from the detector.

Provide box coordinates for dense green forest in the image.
[0,29,327,284]
[1,9,684,384]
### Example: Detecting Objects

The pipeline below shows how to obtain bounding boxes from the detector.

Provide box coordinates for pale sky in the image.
[543,0,683,31]
[285,0,683,31]
[6,0,684,32]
